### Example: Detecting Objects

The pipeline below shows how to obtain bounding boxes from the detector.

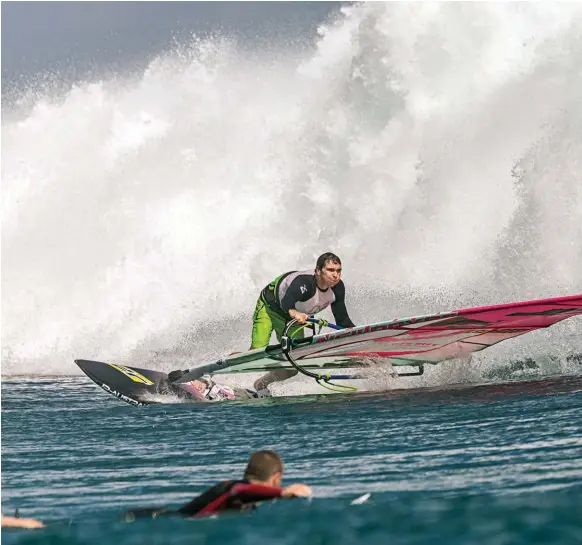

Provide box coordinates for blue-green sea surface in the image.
[2,375,582,544]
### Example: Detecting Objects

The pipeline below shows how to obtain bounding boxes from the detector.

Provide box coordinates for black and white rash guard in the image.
[261,270,355,329]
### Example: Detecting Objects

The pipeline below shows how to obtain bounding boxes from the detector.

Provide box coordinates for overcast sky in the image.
[2,2,344,87]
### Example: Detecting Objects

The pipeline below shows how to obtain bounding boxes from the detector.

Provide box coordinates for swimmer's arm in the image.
[281,483,312,498]
[1,515,45,529]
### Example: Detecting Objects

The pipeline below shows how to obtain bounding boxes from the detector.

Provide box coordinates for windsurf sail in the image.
[176,294,582,382]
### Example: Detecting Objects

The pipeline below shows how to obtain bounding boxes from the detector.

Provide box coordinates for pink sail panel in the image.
[294,294,582,365]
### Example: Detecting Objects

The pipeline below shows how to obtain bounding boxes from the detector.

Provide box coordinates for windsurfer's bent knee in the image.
[250,252,355,395]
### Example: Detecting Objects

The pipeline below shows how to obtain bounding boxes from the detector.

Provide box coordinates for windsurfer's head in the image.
[315,252,342,289]
[243,450,284,487]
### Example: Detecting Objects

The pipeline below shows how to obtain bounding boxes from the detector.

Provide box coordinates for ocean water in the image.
[2,375,582,544]
[2,2,582,543]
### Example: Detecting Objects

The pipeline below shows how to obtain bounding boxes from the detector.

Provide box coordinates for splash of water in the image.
[2,3,581,376]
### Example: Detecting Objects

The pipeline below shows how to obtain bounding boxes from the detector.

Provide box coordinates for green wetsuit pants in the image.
[250,296,304,350]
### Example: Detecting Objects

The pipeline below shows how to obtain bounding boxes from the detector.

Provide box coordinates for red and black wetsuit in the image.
[177,480,283,517]
[123,480,284,521]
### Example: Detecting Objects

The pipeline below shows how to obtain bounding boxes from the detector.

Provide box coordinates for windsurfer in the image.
[251,252,356,396]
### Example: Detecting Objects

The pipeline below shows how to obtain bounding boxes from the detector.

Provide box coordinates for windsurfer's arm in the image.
[288,309,309,323]
[331,281,355,328]
[279,276,312,323]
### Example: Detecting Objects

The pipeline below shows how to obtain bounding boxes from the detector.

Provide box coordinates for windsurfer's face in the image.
[316,261,342,289]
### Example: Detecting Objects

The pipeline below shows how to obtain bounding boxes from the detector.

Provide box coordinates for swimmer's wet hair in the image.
[243,450,283,481]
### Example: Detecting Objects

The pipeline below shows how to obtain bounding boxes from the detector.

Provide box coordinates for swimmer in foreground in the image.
[123,449,311,521]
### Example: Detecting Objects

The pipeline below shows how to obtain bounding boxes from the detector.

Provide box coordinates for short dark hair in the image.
[316,252,342,271]
[243,450,283,481]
